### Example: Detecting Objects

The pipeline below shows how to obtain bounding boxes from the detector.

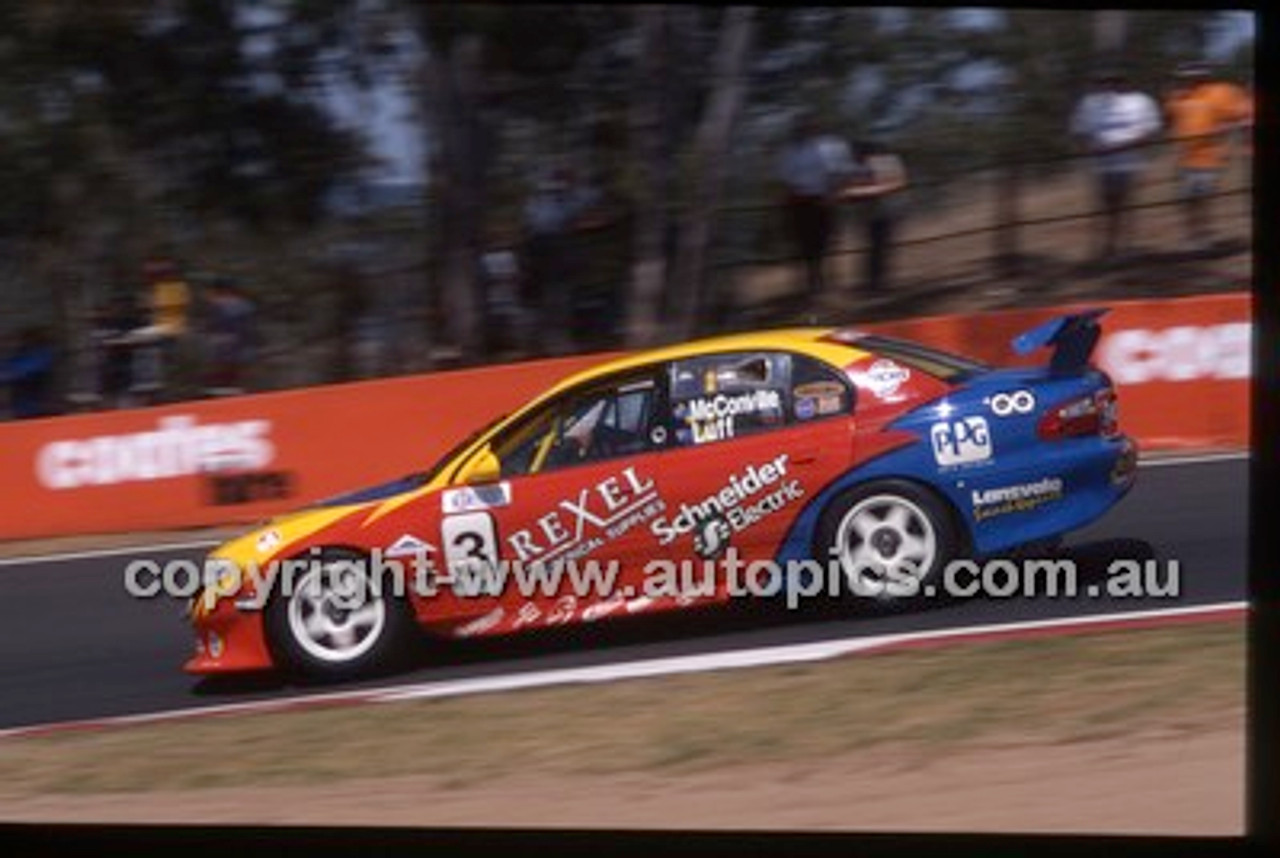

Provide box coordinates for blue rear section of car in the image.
[776,364,1135,564]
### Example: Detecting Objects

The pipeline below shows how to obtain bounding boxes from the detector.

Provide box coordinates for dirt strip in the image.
[0,727,1241,833]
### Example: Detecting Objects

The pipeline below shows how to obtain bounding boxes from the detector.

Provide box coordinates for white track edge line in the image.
[0,539,222,568]
[1139,451,1248,467]
[376,600,1247,703]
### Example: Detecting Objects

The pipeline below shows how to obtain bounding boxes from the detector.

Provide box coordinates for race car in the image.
[186,310,1137,679]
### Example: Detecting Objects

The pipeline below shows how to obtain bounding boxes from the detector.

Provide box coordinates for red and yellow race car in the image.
[187,316,1136,678]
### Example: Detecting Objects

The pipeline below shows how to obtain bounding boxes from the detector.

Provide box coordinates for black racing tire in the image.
[264,548,416,681]
[814,479,961,602]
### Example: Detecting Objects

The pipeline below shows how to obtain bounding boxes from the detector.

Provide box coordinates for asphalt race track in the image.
[0,458,1247,731]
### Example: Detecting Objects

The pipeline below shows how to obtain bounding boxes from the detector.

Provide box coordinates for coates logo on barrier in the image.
[36,415,275,490]
[1098,322,1251,385]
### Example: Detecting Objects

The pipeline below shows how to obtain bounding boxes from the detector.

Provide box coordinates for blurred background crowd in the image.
[0,5,1254,419]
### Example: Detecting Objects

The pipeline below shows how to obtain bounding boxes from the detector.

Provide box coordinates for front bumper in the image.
[184,592,275,674]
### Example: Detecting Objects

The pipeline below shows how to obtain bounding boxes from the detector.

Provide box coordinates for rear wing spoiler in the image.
[1011,308,1109,377]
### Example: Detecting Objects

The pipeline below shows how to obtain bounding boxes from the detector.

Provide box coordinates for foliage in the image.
[0,4,1254,385]
[0,1,365,238]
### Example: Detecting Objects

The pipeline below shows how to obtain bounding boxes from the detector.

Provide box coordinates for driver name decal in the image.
[676,389,782,445]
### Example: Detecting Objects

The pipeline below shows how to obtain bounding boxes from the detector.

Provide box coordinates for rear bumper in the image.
[969,433,1137,556]
[1110,435,1139,488]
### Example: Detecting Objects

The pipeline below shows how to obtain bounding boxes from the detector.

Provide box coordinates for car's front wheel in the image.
[815,480,960,602]
[265,549,414,680]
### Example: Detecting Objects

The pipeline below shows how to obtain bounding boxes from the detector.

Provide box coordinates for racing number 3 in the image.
[442,511,500,573]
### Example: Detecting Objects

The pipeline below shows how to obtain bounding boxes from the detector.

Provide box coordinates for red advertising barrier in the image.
[0,292,1250,541]
[864,292,1251,451]
[0,355,606,541]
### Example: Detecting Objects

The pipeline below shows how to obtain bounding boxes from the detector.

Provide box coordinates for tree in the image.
[420,32,489,362]
[667,7,756,340]
[624,5,669,348]
[409,4,617,361]
[0,1,367,400]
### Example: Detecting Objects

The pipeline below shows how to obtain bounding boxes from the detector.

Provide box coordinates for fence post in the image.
[993,159,1023,279]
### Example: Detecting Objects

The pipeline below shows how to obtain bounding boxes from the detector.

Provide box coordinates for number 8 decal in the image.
[990,390,1036,416]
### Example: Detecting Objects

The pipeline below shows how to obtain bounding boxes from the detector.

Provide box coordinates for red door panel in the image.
[434,452,672,634]
[642,418,855,604]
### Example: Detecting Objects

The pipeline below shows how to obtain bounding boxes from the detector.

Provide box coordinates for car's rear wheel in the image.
[816,480,960,601]
[265,549,414,681]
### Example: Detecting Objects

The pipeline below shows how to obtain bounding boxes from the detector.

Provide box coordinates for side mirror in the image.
[457,445,502,485]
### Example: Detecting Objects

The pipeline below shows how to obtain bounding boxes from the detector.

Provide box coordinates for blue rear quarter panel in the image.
[777,366,1135,562]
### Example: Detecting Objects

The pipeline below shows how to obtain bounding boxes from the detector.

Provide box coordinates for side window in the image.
[790,355,855,421]
[491,408,558,478]
[669,352,790,447]
[491,374,660,477]
[543,379,658,472]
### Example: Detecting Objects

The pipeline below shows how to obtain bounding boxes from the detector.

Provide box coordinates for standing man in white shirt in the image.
[521,167,597,354]
[776,117,855,297]
[1070,68,1163,263]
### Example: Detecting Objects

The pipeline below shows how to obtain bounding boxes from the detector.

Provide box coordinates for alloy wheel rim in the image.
[835,494,938,598]
[287,560,386,664]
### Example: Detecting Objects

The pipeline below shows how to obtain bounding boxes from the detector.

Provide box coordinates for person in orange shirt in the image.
[1165,61,1253,251]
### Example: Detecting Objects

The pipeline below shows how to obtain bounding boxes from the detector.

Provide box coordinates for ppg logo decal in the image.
[931,417,992,467]
[988,390,1036,417]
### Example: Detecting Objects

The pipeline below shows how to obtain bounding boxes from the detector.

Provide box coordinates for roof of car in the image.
[383,326,876,502]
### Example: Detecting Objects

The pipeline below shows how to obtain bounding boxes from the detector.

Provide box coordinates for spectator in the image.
[1242,76,1255,160]
[520,167,597,355]
[1165,61,1253,251]
[0,326,57,419]
[129,258,192,399]
[776,117,854,296]
[148,258,191,337]
[481,245,527,356]
[1070,68,1163,263]
[203,278,257,395]
[839,138,909,294]
[93,290,145,409]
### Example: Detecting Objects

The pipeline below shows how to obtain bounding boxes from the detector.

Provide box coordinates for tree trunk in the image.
[669,6,755,341]
[625,5,669,348]
[422,35,487,364]
[993,158,1022,279]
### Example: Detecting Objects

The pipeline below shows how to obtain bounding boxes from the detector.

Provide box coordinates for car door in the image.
[646,350,857,603]
[435,368,670,633]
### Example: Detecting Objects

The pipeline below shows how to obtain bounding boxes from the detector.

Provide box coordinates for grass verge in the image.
[0,620,1243,798]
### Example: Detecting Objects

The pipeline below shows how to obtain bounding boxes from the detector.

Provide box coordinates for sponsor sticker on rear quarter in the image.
[793,381,845,415]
